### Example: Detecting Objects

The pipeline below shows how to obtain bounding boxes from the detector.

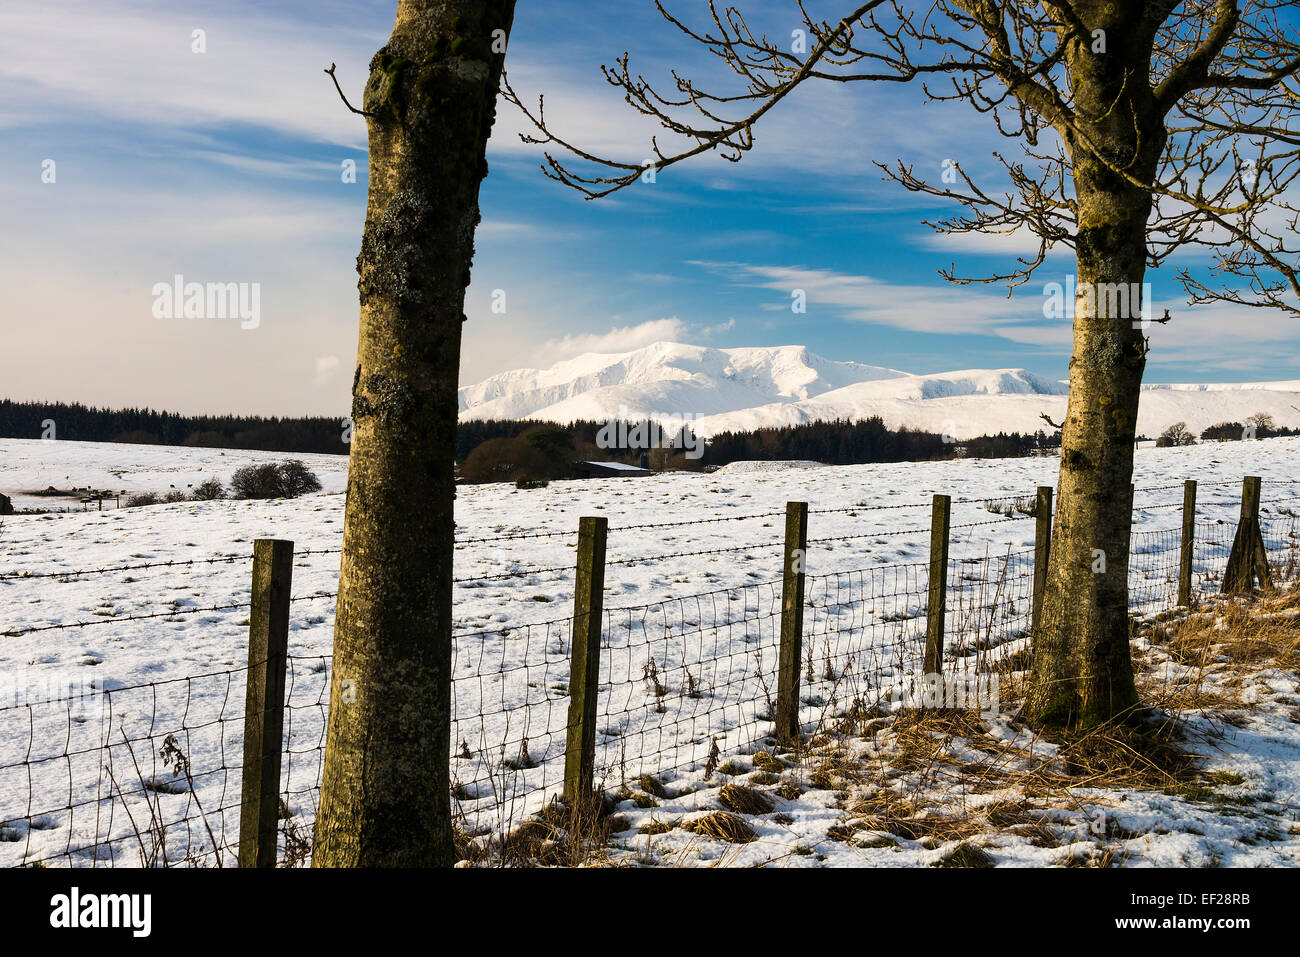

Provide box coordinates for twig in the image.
[325,63,373,117]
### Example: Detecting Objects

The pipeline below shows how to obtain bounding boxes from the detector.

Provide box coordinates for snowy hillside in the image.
[458,341,1300,441]
[457,342,906,423]
[0,440,348,512]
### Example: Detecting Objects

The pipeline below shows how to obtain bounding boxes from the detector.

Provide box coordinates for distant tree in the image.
[522,426,575,478]
[0,399,349,455]
[229,461,322,499]
[1157,422,1197,447]
[1246,412,1277,436]
[460,436,549,483]
[277,460,323,497]
[1200,421,1245,441]
[230,463,282,499]
[191,477,226,500]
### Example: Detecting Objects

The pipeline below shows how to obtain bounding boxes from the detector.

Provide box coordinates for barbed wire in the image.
[807,515,1030,546]
[607,539,784,567]
[1,592,338,638]
[451,539,788,583]
[3,480,1298,867]
[0,548,345,583]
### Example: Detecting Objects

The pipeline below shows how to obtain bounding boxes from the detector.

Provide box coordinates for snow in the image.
[712,460,825,474]
[1,435,1299,867]
[582,461,648,472]
[0,439,348,512]
[459,340,1300,441]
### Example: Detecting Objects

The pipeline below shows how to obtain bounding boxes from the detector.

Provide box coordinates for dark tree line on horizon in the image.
[0,399,348,454]
[458,415,1064,482]
[1,399,1063,473]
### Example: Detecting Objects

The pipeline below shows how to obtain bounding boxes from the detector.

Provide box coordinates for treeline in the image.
[700,418,1061,466]
[458,415,1062,482]
[0,400,349,454]
[1157,413,1299,447]
[1,399,1063,475]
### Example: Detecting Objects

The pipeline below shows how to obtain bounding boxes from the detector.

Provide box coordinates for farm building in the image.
[571,461,652,479]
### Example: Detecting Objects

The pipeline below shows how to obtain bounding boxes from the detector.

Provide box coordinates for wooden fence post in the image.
[1178,480,1197,606]
[238,538,293,868]
[1031,486,1053,638]
[563,516,608,807]
[924,495,951,676]
[775,501,809,747]
[1223,476,1272,595]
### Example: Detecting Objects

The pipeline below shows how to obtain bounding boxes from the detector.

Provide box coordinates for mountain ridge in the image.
[458,341,1300,441]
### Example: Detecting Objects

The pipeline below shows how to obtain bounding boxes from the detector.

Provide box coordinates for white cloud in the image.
[994,325,1074,347]
[699,317,736,337]
[692,261,1043,337]
[313,356,342,387]
[536,317,687,360]
[0,1,381,148]
[460,317,688,384]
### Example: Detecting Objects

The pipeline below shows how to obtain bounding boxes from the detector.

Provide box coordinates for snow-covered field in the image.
[0,440,348,512]
[1,436,1298,867]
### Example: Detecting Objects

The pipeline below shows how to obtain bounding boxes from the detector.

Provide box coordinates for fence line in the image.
[1,475,1298,866]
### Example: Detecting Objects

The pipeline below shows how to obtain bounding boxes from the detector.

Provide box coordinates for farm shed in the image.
[571,461,652,479]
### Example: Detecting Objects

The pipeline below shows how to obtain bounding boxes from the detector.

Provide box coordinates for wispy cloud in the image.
[0,0,381,147]
[536,318,687,360]
[691,261,1048,338]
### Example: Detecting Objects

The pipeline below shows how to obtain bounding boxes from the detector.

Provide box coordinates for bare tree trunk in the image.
[313,0,516,867]
[1022,41,1164,729]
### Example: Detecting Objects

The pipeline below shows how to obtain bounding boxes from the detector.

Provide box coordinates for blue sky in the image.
[1,0,1297,416]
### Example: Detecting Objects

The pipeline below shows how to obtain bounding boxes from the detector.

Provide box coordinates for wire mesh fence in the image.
[2,482,1297,866]
[0,648,335,868]
[0,663,249,867]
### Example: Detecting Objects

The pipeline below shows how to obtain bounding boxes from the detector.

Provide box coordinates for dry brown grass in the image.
[751,750,786,772]
[636,774,669,798]
[844,786,979,843]
[718,783,775,815]
[982,799,1061,846]
[1140,585,1300,712]
[773,781,803,801]
[933,842,996,867]
[459,793,631,866]
[683,811,757,844]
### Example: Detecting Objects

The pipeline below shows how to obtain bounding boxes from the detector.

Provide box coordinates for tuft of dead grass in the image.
[751,750,786,772]
[719,783,775,815]
[683,811,757,844]
[637,774,669,798]
[933,842,995,868]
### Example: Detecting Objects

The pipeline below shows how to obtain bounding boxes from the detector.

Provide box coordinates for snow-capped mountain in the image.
[457,342,907,422]
[458,341,1300,441]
